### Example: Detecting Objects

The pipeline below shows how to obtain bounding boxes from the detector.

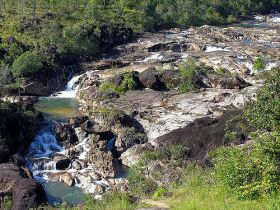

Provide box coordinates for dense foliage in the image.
[0,0,279,92]
[212,68,280,199]
[12,51,43,77]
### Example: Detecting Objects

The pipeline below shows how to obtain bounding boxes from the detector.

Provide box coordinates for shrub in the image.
[178,58,198,93]
[121,74,138,91]
[244,69,280,132]
[212,132,280,199]
[127,167,157,196]
[153,187,168,199]
[99,73,138,95]
[83,193,135,210]
[12,51,43,77]
[0,63,12,87]
[253,57,265,72]
[2,43,24,65]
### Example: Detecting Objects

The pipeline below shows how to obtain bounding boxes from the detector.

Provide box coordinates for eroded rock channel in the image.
[22,14,280,205]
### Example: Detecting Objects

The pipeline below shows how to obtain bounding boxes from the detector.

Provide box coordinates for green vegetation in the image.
[12,51,43,77]
[0,0,278,92]
[99,73,138,95]
[253,57,265,72]
[83,193,135,210]
[178,58,200,93]
[167,165,280,210]
[215,67,232,77]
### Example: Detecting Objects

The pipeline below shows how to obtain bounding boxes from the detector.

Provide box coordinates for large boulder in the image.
[0,164,46,210]
[54,123,78,147]
[86,150,119,178]
[81,120,114,140]
[208,74,250,89]
[153,110,246,162]
[158,70,182,88]
[51,153,71,170]
[20,81,47,96]
[139,68,165,90]
[48,172,74,187]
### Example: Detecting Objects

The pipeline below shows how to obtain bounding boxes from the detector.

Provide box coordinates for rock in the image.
[95,184,105,194]
[7,36,16,44]
[115,128,147,153]
[71,160,85,170]
[188,43,202,51]
[139,68,165,90]
[208,74,250,89]
[0,164,46,210]
[20,81,47,96]
[87,150,119,178]
[81,120,114,140]
[153,110,244,162]
[146,160,182,185]
[54,123,78,146]
[51,153,71,170]
[121,144,153,167]
[48,172,74,187]
[158,70,181,88]
[68,116,89,128]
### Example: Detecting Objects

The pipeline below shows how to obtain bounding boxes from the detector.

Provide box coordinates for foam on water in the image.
[53,74,84,98]
[205,46,231,52]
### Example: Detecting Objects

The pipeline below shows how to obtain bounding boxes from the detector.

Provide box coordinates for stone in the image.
[153,110,244,162]
[158,70,181,88]
[139,68,165,90]
[87,150,119,178]
[81,120,114,140]
[68,116,89,128]
[0,164,46,210]
[54,123,78,146]
[48,172,74,187]
[51,153,71,170]
[208,74,250,89]
[20,81,47,96]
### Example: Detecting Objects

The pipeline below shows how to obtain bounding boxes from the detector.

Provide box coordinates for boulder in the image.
[54,123,78,146]
[153,110,245,162]
[51,153,71,170]
[20,81,47,96]
[115,128,147,153]
[158,70,181,88]
[0,164,46,210]
[208,74,250,89]
[48,172,74,187]
[139,68,165,90]
[68,116,89,128]
[87,150,119,178]
[81,120,114,140]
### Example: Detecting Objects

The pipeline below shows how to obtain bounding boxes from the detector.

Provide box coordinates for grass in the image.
[157,166,280,210]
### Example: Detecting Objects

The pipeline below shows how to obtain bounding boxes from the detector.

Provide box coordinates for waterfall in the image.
[52,74,84,98]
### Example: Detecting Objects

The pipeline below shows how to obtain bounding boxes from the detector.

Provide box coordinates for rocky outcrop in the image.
[0,164,46,210]
[20,81,47,96]
[139,68,165,90]
[54,123,78,147]
[152,110,248,162]
[0,102,42,163]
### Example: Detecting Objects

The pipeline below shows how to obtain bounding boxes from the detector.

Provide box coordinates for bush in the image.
[12,51,43,77]
[0,63,12,87]
[99,73,138,95]
[212,132,280,199]
[127,167,157,196]
[253,57,265,72]
[83,193,135,210]
[244,69,280,132]
[178,58,198,93]
[121,74,138,91]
